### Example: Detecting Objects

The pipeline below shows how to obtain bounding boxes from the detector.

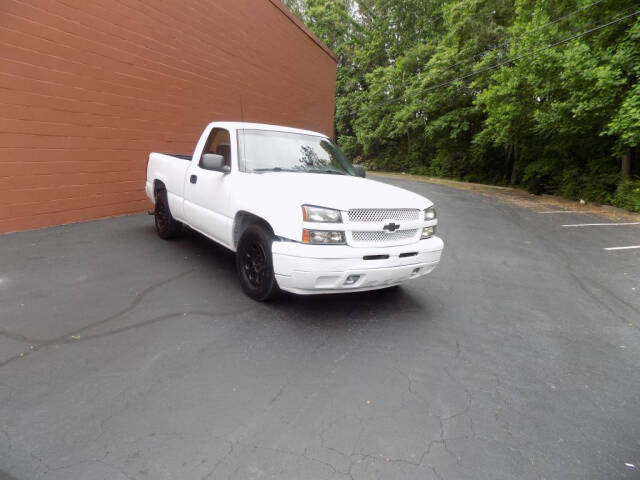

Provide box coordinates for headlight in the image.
[424,206,436,221]
[421,225,436,239]
[302,205,342,223]
[302,229,345,244]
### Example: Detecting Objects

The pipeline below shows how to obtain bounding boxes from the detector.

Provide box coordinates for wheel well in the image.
[153,180,166,197]
[233,211,274,248]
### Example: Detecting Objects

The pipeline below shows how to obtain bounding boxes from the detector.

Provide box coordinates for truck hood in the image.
[243,172,432,211]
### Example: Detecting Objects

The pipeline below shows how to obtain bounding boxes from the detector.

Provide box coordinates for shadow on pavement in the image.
[143,223,434,332]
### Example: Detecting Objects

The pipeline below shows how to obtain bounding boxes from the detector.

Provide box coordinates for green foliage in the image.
[284,0,640,212]
[607,82,640,149]
[612,178,640,212]
[522,158,560,195]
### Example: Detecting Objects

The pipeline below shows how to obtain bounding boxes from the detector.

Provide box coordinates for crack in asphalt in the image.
[490,200,640,330]
[2,182,639,480]
[201,440,348,480]
[0,270,259,368]
[201,441,234,480]
[0,270,194,346]
[40,451,110,479]
[0,308,256,368]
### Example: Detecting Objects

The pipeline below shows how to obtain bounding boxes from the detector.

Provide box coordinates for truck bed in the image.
[160,153,191,161]
[146,152,193,218]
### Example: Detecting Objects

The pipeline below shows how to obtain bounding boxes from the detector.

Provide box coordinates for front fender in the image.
[233,201,303,244]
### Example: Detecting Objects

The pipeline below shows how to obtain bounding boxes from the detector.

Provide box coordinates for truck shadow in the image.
[270,286,430,330]
[0,470,20,480]
[152,225,432,329]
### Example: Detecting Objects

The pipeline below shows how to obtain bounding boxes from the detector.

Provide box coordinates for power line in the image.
[339,3,639,118]
[438,0,608,75]
[369,0,610,84]
[337,7,640,119]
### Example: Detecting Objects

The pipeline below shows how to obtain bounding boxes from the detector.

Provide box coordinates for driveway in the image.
[1,176,639,480]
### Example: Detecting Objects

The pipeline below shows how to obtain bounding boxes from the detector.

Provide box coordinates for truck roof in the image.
[206,122,328,138]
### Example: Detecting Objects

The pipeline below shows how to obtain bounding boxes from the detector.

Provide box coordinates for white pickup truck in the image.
[146,122,443,300]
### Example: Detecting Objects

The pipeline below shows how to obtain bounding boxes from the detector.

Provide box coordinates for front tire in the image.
[154,189,182,239]
[236,225,281,301]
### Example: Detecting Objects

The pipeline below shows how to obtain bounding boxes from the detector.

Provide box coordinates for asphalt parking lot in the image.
[1,176,639,480]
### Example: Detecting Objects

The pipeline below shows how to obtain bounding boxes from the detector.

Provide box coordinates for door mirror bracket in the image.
[353,165,366,178]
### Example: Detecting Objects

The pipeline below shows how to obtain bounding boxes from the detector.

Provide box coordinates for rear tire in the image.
[236,225,281,301]
[154,189,182,239]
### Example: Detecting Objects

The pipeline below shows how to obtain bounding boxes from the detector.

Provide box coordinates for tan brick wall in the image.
[0,0,336,233]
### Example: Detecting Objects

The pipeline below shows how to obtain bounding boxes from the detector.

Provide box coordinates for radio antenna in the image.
[239,94,247,170]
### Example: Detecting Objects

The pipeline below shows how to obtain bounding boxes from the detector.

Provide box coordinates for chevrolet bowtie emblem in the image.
[383,222,400,232]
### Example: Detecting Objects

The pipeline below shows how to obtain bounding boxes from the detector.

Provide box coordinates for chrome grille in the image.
[347,208,420,223]
[352,229,419,243]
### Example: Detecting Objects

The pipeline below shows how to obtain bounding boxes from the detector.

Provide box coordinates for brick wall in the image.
[0,0,336,233]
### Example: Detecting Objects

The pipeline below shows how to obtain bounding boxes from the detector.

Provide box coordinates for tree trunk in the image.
[510,139,518,185]
[406,129,410,158]
[621,149,631,177]
[504,143,513,183]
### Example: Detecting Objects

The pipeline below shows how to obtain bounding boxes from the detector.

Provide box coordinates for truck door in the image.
[183,127,234,247]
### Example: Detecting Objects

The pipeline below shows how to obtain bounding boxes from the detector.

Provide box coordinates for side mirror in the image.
[201,153,230,173]
[353,165,366,178]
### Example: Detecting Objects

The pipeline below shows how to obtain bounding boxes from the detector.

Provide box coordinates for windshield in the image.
[238,129,356,175]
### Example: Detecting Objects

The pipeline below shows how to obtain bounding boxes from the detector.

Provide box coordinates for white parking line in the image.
[562,222,640,227]
[604,245,640,251]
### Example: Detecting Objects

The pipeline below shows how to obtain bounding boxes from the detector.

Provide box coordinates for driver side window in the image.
[201,128,231,169]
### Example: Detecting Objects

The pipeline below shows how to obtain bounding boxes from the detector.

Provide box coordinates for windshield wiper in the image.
[253,167,297,173]
[252,167,346,175]
[308,169,346,175]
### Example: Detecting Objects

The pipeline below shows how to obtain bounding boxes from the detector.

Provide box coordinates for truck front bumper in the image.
[272,236,443,295]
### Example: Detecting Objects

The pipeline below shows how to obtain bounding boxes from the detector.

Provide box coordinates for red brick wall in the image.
[0,0,336,233]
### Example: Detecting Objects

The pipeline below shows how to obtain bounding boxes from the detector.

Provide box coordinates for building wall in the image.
[0,0,336,233]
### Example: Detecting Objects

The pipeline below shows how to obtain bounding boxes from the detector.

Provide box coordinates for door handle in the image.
[190,175,197,184]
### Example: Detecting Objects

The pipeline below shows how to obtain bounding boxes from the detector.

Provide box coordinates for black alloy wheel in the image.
[154,189,182,239]
[155,197,168,232]
[242,241,267,287]
[236,225,281,301]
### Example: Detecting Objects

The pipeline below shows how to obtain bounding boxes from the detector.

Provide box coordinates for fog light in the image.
[421,225,436,239]
[344,275,360,285]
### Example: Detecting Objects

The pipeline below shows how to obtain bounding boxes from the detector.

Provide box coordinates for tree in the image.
[283,0,640,209]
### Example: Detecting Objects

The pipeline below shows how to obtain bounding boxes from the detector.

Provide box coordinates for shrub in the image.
[612,178,640,212]
[522,159,558,195]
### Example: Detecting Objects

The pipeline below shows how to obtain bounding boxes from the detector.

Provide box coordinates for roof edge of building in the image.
[268,0,337,62]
